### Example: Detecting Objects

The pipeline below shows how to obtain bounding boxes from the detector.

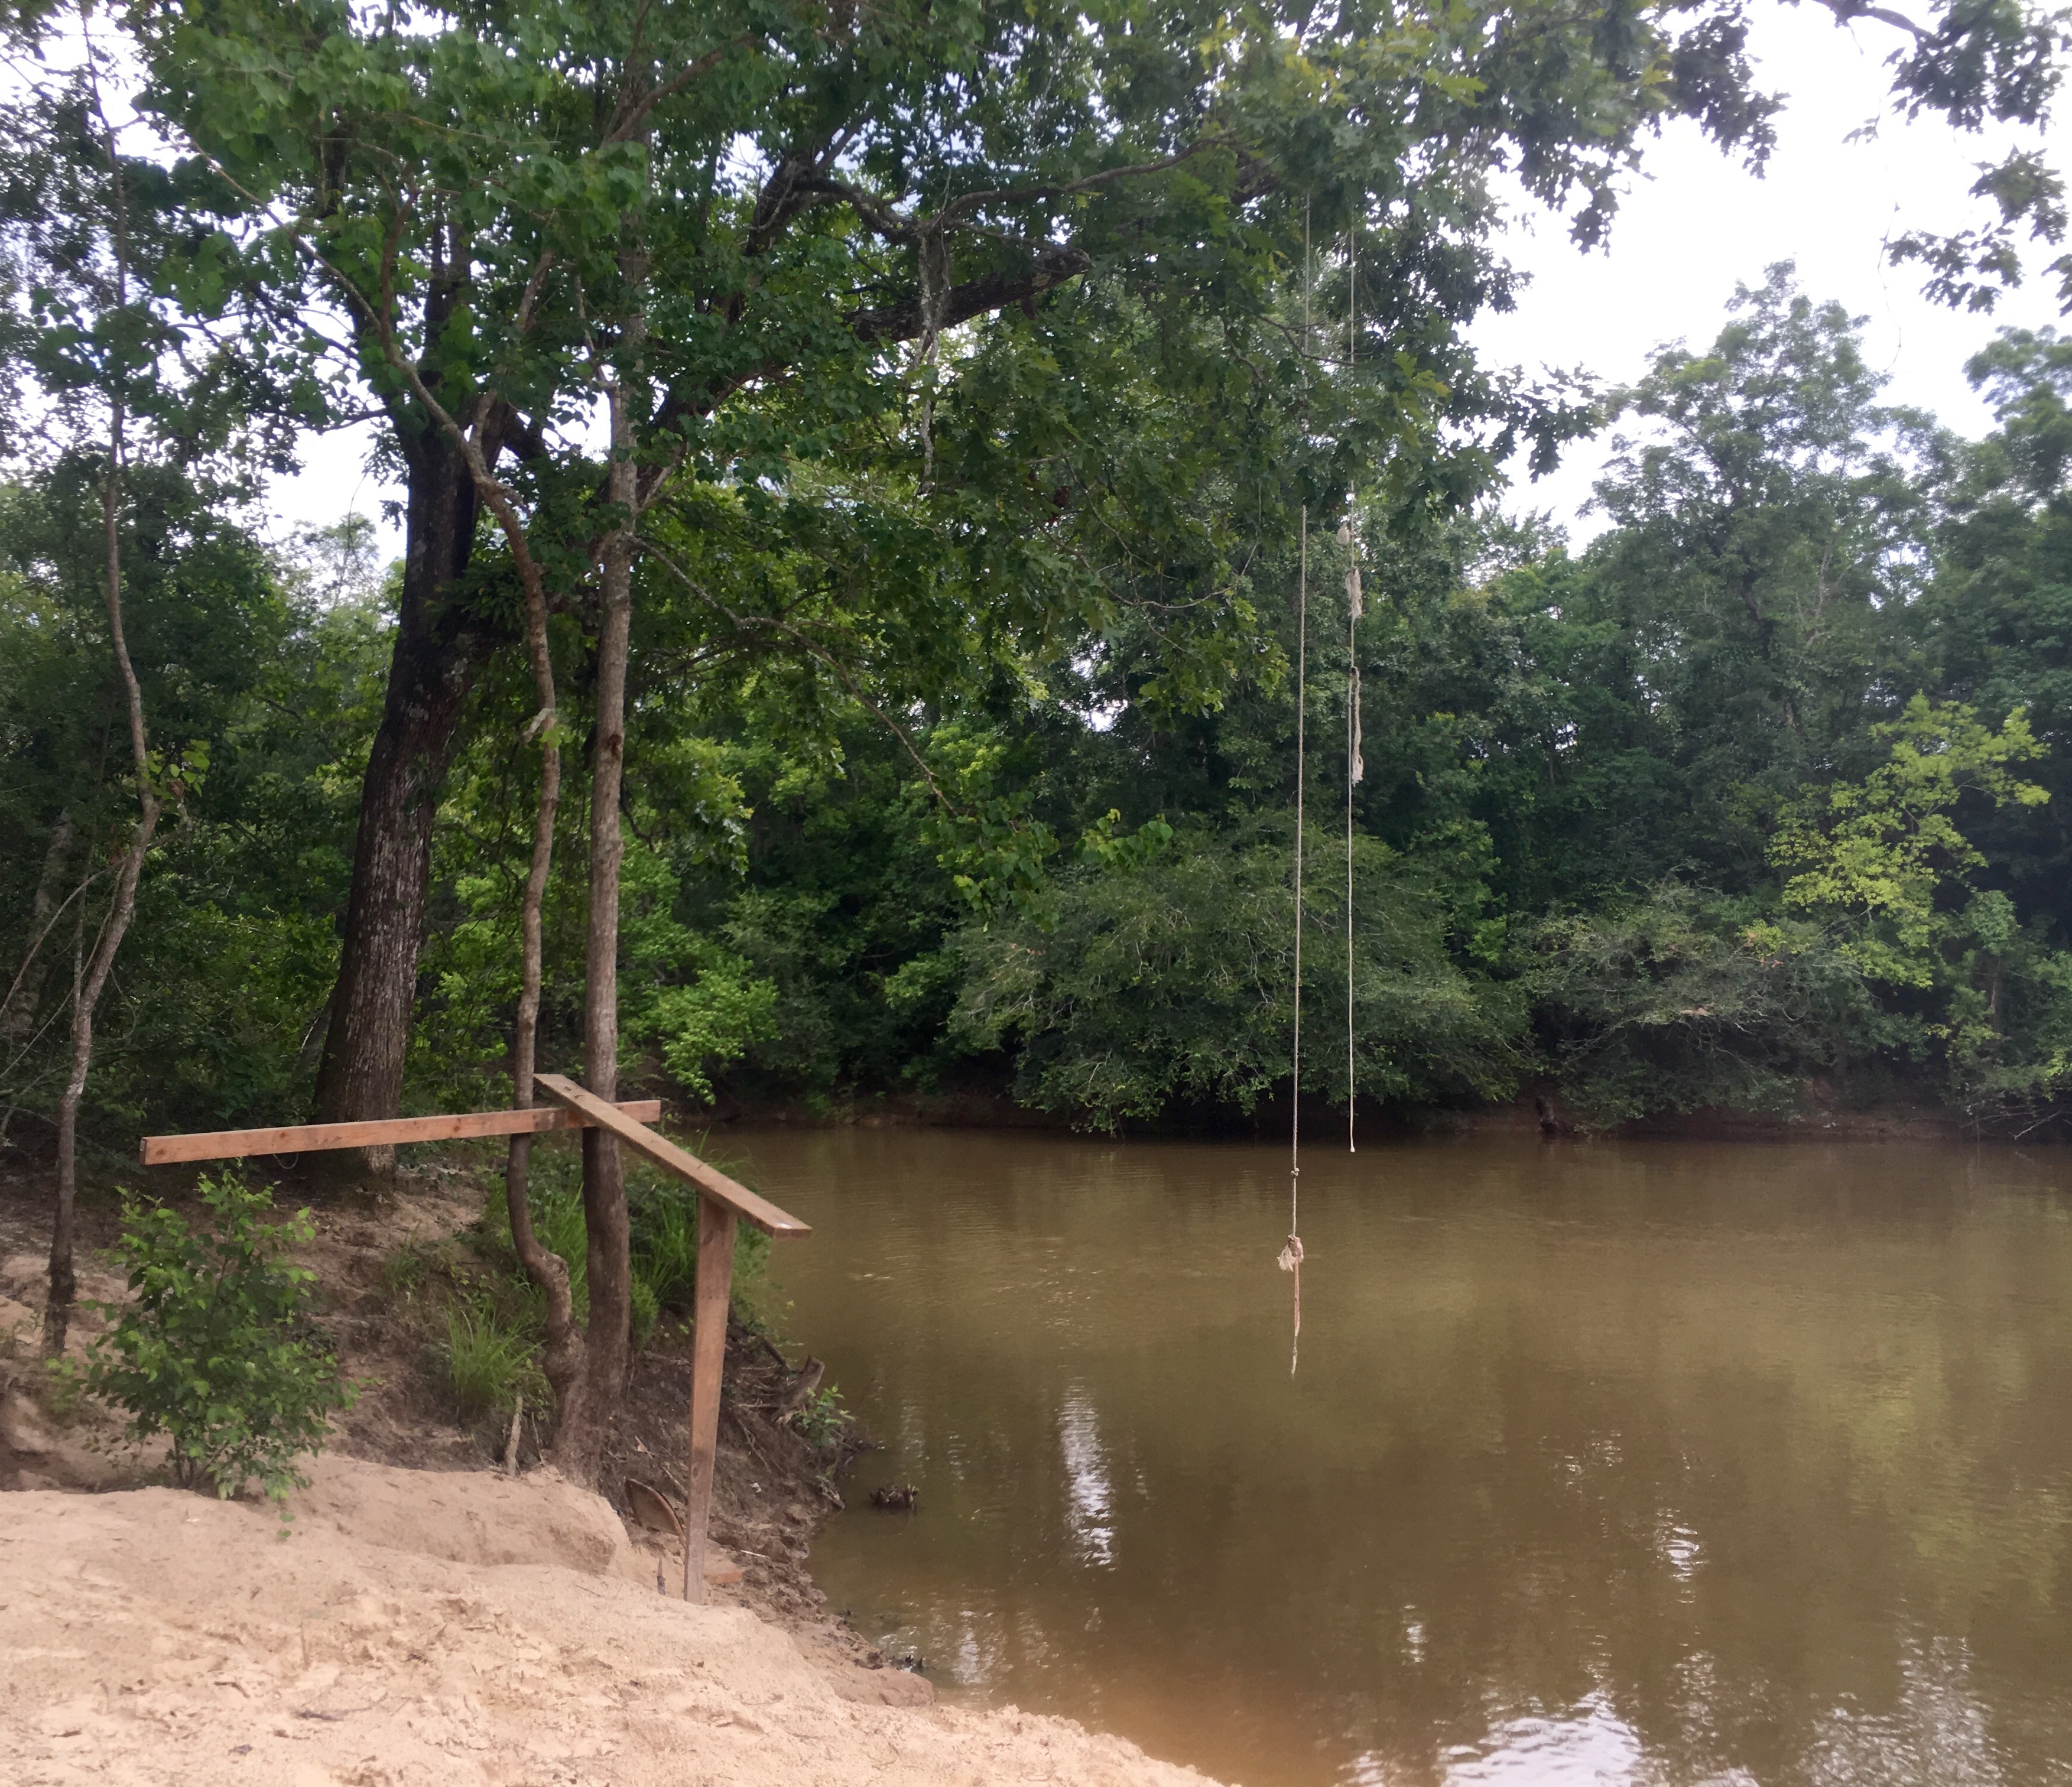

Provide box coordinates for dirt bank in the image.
[0,1158,859,1638]
[0,1454,1221,1787]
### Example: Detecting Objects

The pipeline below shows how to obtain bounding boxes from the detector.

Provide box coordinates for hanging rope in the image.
[1280,498,1307,1375]
[1343,218,1362,1156]
[1279,202,1311,1377]
[1340,510,1362,1157]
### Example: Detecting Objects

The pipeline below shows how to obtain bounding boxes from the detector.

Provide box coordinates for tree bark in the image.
[554,495,635,1481]
[47,66,158,1358]
[310,424,495,1151]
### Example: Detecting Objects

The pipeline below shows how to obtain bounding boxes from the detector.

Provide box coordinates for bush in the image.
[83,1173,353,1504]
[793,1383,849,1451]
[950,823,1526,1128]
[1530,881,1885,1126]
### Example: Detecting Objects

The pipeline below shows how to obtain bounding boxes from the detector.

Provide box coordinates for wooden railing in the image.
[140,1078,810,1602]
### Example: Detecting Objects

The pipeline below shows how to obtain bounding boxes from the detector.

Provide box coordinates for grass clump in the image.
[476,1139,774,1347]
[439,1298,546,1421]
[404,1135,784,1448]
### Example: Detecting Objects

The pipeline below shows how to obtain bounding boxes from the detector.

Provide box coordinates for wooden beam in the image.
[140,1100,664,1167]
[533,1074,810,1238]
[682,1192,737,1603]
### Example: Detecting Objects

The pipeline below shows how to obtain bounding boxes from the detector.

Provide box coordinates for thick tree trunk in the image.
[311,427,492,1147]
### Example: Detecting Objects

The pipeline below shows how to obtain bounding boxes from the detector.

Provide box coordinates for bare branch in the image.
[847,244,1092,344]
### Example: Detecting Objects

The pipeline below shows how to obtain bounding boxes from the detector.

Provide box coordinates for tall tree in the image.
[1580,266,1938,880]
[118,0,1790,1135]
[0,20,241,1350]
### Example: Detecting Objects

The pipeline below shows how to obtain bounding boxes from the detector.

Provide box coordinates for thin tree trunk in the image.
[46,420,158,1357]
[504,541,582,1432]
[552,123,649,1480]
[47,63,158,1358]
[556,479,635,1481]
[334,230,592,1435]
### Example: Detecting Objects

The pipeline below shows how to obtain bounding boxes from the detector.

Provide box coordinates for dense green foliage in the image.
[4,0,2071,1168]
[0,500,388,1136]
[77,1174,353,1502]
[12,272,2072,1136]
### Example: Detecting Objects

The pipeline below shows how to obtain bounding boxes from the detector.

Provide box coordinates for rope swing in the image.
[1282,217,1366,1373]
[1342,216,1362,1158]
[1279,499,1307,1375]
[1278,204,1312,1376]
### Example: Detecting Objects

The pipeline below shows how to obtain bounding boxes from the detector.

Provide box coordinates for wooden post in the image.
[683,1190,737,1602]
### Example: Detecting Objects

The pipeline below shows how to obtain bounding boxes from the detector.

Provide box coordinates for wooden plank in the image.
[534,1074,810,1237]
[140,1100,664,1167]
[681,1191,737,1603]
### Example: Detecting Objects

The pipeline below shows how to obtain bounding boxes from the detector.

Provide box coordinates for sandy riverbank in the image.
[1,1453,1224,1787]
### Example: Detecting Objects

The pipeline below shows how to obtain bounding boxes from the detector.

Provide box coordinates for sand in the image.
[0,1455,1223,1787]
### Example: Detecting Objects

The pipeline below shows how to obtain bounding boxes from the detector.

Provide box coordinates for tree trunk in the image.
[46,404,158,1359]
[554,511,635,1481]
[504,509,582,1435]
[311,426,492,1151]
[551,134,648,1478]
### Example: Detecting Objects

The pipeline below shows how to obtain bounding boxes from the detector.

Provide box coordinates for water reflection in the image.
[1060,1389,1117,1568]
[1437,1691,1649,1784]
[737,1129,2072,1787]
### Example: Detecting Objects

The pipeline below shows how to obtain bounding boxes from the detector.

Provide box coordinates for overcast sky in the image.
[1470,1,2072,540]
[268,1,2072,556]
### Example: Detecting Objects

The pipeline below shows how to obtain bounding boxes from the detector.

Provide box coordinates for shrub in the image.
[793,1383,849,1451]
[83,1173,353,1504]
[1530,880,1889,1126]
[950,823,1526,1128]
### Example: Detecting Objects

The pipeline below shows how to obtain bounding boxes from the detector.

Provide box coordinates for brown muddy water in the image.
[730,1128,2072,1787]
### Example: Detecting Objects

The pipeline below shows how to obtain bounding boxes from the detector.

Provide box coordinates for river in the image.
[725,1126,2072,1787]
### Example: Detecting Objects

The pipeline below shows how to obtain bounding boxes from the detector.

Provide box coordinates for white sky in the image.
[267,0,2072,555]
[1472,0,2072,540]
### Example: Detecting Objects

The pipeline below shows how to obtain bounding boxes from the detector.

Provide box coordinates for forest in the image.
[3,0,2070,1463]
[12,265,2072,1146]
